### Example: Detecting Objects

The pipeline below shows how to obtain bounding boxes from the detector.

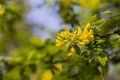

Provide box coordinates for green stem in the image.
[95,28,120,38]
[101,65,105,80]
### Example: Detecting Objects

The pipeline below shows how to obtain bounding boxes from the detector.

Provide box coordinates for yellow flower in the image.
[78,22,94,45]
[77,26,82,36]
[0,4,4,15]
[41,70,53,80]
[54,63,62,72]
[56,27,71,47]
[67,47,76,57]
[70,30,77,42]
[80,22,91,39]
[41,64,62,80]
[55,22,94,47]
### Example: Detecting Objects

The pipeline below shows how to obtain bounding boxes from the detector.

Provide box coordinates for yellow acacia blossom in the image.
[54,63,62,72]
[78,22,94,45]
[0,4,4,15]
[41,70,53,80]
[56,22,94,47]
[67,47,76,57]
[56,27,71,47]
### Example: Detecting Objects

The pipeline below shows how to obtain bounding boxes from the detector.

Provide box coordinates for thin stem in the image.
[101,65,105,80]
[95,28,120,38]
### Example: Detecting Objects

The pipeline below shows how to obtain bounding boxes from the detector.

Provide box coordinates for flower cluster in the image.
[56,22,94,47]
[0,4,4,15]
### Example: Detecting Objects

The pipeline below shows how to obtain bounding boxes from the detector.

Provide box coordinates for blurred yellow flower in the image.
[41,70,53,80]
[67,47,76,57]
[41,64,62,80]
[0,4,4,15]
[79,0,101,10]
[54,63,62,72]
[56,22,94,47]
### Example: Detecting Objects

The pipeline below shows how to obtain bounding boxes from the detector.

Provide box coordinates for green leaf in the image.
[98,56,108,66]
[29,64,37,73]
[89,14,97,21]
[101,11,111,14]
[27,49,36,61]
[73,44,81,55]
[96,39,105,44]
[30,36,44,47]
[67,44,72,52]
[94,19,105,24]
[88,54,95,63]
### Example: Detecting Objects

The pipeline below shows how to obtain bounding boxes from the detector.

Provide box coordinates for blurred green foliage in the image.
[0,0,120,80]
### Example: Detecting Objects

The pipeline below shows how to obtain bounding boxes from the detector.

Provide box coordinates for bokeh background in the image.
[0,0,120,80]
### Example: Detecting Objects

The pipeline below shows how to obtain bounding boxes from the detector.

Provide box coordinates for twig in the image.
[101,65,105,80]
[95,28,120,38]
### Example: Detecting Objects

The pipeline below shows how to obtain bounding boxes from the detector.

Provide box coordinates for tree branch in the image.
[95,28,120,38]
